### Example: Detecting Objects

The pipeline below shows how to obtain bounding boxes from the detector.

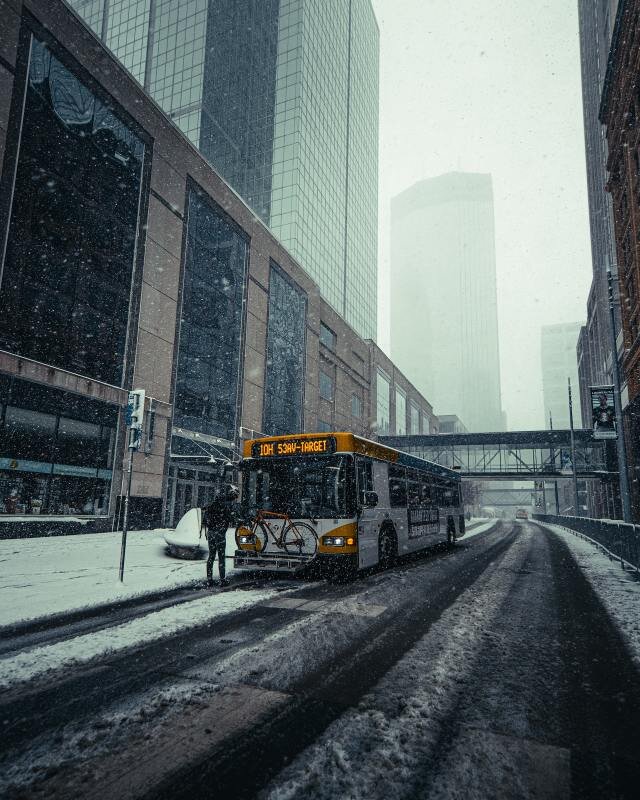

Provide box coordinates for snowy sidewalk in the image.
[543,523,640,667]
[0,527,238,628]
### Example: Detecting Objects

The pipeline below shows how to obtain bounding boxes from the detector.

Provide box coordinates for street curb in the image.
[0,581,203,641]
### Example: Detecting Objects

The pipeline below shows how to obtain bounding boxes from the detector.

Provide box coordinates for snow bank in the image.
[0,586,280,691]
[461,519,498,540]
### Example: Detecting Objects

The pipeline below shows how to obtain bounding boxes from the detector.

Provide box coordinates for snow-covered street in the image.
[0,519,493,628]
[1,520,640,799]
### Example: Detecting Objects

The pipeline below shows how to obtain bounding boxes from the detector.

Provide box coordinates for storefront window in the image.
[396,387,407,435]
[376,369,390,435]
[0,376,117,515]
[410,402,420,434]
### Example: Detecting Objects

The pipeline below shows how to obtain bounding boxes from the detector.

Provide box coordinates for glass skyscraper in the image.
[68,0,378,339]
[390,173,505,433]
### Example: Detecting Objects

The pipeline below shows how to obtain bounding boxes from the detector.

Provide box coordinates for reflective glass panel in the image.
[0,36,145,386]
[174,189,248,441]
[263,265,307,436]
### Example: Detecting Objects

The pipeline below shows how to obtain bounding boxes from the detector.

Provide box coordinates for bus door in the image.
[355,457,379,568]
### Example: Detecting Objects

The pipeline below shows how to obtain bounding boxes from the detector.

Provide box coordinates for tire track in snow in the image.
[256,528,530,800]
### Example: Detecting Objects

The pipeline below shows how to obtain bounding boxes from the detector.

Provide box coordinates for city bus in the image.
[234,431,465,575]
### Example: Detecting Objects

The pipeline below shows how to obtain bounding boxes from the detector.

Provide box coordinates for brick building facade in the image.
[600,0,640,519]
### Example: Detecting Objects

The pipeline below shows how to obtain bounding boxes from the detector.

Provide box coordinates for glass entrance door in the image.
[166,463,222,527]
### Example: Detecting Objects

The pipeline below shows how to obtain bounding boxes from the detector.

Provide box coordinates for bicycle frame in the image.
[236,509,318,559]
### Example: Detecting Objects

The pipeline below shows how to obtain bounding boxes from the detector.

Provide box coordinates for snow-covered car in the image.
[515,508,528,520]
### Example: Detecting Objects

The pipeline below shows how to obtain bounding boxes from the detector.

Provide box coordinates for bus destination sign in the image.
[251,436,337,458]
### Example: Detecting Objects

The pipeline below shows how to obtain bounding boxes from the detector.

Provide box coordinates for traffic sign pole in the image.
[119,390,145,582]
[119,445,134,582]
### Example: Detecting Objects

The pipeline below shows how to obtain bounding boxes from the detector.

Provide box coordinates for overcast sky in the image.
[371,0,592,430]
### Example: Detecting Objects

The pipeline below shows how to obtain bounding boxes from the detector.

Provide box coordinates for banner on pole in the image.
[590,385,617,439]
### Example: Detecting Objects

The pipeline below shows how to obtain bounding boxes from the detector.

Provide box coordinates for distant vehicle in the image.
[515,508,528,520]
[234,431,466,577]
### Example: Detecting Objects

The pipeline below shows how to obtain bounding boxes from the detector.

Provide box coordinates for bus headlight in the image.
[323,535,356,547]
[236,527,254,545]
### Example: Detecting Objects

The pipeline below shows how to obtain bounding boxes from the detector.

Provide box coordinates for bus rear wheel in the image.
[378,528,397,569]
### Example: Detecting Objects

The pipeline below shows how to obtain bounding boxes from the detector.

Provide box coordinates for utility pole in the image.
[549,410,560,514]
[568,378,580,517]
[607,268,632,522]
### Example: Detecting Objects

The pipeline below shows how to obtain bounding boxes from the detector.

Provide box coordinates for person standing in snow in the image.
[202,484,239,588]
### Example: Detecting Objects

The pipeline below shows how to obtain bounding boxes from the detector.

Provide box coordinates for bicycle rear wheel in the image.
[283,521,317,556]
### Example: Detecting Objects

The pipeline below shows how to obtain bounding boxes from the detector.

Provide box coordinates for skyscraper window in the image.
[173,188,248,443]
[68,0,379,340]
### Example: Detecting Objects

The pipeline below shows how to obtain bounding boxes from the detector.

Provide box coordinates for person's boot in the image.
[219,577,230,587]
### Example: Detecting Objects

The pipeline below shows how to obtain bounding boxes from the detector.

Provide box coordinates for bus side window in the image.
[389,465,407,507]
[407,479,421,507]
[356,458,374,495]
[420,476,433,506]
[441,481,458,507]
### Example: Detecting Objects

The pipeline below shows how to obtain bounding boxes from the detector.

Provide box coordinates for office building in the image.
[576,0,619,423]
[437,415,468,435]
[0,0,425,534]
[540,323,584,429]
[576,0,624,520]
[390,172,504,433]
[66,0,379,340]
[600,0,640,521]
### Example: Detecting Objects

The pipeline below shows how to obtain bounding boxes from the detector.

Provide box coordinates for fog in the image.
[373,0,591,430]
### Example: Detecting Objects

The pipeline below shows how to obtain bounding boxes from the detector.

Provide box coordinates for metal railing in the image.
[533,513,640,572]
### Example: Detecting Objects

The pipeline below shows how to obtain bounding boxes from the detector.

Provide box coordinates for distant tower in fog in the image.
[390,172,504,432]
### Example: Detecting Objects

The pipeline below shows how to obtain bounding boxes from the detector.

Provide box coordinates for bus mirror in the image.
[361,491,378,508]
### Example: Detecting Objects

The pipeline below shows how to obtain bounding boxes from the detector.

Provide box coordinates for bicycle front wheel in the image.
[283,521,318,556]
[235,522,268,553]
[254,521,269,553]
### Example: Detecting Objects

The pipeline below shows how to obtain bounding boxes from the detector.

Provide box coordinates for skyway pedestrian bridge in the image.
[380,430,615,481]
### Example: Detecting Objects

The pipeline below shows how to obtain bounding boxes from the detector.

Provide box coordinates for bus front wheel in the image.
[378,528,397,569]
[447,518,456,546]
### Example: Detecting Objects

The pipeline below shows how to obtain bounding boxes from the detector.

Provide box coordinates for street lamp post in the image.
[606,268,632,523]
[549,410,560,514]
[568,378,580,516]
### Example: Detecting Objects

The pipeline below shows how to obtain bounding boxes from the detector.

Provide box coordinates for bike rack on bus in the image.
[233,550,316,572]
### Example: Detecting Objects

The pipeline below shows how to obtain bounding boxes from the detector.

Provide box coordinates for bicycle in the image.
[235,510,318,556]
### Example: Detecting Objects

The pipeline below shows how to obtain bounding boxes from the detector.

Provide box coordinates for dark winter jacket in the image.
[202,498,236,536]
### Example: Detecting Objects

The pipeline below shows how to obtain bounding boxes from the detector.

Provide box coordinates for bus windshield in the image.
[242,455,354,519]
